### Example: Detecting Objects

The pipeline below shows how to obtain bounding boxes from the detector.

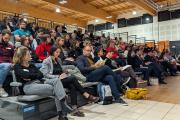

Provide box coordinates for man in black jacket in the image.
[130,49,151,85]
[144,49,167,84]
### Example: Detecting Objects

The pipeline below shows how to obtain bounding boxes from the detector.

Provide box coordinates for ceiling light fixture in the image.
[106,16,112,19]
[59,0,67,4]
[95,19,99,23]
[132,11,137,15]
[56,8,61,13]
[23,18,27,21]
[146,18,150,21]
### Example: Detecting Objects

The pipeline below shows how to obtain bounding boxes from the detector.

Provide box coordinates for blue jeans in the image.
[34,63,42,69]
[0,63,12,86]
[87,65,121,99]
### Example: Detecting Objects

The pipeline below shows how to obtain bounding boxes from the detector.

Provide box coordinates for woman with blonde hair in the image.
[13,46,73,120]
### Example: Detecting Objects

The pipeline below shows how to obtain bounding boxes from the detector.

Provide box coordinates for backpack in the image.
[97,83,113,105]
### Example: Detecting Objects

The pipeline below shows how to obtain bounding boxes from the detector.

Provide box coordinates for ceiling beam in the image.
[109,6,135,13]
[37,3,49,8]
[82,0,97,4]
[97,1,126,9]
[128,0,157,16]
[0,0,86,27]
[154,0,166,2]
[42,0,116,23]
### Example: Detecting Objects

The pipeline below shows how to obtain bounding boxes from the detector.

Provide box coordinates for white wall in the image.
[95,16,180,42]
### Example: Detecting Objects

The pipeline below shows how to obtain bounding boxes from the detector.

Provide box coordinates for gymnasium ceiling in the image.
[1,0,180,27]
[154,0,180,7]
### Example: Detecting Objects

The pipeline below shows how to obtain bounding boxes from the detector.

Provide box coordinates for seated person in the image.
[76,45,127,105]
[82,39,95,58]
[0,29,14,97]
[13,46,72,120]
[64,33,72,50]
[49,29,57,44]
[55,37,76,65]
[20,37,42,68]
[162,49,178,76]
[35,34,53,61]
[106,40,126,66]
[0,16,15,32]
[95,47,139,88]
[13,19,33,43]
[40,46,99,117]
[144,49,167,84]
[106,40,119,60]
[68,40,82,59]
[35,28,45,45]
[129,49,151,86]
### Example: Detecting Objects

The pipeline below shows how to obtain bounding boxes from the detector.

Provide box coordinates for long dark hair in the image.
[49,46,60,56]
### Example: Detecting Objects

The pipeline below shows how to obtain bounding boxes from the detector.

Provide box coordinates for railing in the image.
[0,10,78,30]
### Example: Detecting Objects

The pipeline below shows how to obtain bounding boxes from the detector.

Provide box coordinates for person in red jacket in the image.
[106,40,119,59]
[35,34,53,61]
[106,40,127,66]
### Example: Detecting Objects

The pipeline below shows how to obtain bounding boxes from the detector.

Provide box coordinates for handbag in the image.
[125,88,148,100]
[97,83,113,105]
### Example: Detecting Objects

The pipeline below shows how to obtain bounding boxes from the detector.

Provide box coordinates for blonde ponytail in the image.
[13,46,29,64]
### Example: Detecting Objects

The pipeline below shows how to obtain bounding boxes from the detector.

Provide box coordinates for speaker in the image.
[142,14,153,24]
[95,23,106,31]
[158,10,171,22]
[127,17,142,26]
[118,18,127,28]
[106,22,114,29]
[87,24,94,32]
[171,9,180,19]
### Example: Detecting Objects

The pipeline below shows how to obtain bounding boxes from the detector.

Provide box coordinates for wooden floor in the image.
[147,73,180,104]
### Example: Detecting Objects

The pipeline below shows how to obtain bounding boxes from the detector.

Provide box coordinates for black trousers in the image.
[62,76,86,106]
[161,61,177,74]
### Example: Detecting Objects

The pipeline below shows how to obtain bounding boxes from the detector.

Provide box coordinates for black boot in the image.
[58,111,68,120]
[61,98,74,114]
[147,82,152,86]
[159,78,167,84]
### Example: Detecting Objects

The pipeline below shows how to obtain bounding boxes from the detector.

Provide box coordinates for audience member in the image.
[76,45,127,105]
[0,29,13,97]
[13,46,73,120]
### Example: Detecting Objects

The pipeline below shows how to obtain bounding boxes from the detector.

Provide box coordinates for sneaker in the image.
[0,88,8,97]
[114,98,128,106]
[159,81,167,84]
[58,111,69,120]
